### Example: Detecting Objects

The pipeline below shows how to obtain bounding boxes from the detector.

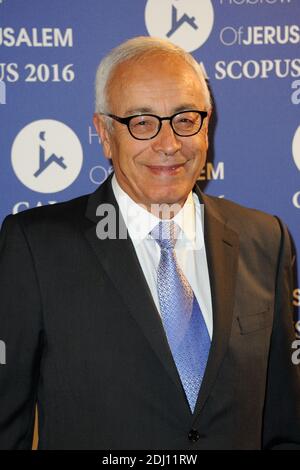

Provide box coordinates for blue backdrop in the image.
[0,0,299,321]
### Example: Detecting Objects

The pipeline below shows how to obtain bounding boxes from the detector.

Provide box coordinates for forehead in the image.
[107,53,206,114]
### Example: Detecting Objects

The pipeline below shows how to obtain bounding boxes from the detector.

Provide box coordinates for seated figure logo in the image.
[293,126,300,172]
[145,0,214,52]
[34,131,67,178]
[11,119,83,193]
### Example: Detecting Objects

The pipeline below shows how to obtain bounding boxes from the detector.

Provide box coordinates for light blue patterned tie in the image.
[150,220,211,413]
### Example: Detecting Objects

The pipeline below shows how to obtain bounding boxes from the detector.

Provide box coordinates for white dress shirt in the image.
[111,174,213,339]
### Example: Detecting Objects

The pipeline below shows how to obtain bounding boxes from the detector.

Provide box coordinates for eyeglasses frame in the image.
[98,110,208,140]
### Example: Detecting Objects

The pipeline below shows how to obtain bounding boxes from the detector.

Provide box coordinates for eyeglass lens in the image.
[129,111,202,139]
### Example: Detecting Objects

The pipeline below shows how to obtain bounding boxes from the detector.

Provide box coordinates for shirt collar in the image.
[111,173,201,247]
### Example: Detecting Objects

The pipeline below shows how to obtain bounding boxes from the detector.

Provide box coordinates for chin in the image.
[148,190,186,206]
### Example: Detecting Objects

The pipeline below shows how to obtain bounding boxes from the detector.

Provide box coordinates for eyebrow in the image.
[124,107,153,116]
[173,104,199,113]
[124,104,199,116]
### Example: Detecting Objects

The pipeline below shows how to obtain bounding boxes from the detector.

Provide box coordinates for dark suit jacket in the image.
[0,175,299,450]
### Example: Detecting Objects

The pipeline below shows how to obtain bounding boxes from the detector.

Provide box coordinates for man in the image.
[0,36,299,450]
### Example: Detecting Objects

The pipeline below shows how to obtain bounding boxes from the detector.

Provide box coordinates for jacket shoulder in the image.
[202,192,284,245]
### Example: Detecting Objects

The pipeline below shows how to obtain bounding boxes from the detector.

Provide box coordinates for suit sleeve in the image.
[262,217,300,449]
[0,215,43,449]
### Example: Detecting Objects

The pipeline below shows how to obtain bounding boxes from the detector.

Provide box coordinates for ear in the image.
[93,113,113,160]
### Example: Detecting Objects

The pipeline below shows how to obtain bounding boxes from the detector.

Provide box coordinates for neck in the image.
[112,174,188,219]
[144,201,185,220]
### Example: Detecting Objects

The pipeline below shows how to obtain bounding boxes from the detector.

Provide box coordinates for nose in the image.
[151,120,182,156]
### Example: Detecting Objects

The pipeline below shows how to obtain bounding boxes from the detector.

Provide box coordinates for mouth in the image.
[145,163,186,176]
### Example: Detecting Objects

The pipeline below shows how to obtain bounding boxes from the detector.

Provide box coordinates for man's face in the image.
[94,54,210,211]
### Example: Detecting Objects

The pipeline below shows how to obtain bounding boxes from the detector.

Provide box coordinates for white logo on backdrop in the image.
[145,0,214,52]
[0,80,6,104]
[292,125,300,171]
[11,119,83,193]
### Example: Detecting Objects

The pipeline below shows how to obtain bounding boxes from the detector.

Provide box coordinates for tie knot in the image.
[150,221,180,250]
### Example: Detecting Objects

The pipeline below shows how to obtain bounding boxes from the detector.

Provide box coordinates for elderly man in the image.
[0,36,299,450]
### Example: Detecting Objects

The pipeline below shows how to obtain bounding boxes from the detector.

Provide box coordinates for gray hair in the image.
[94,36,212,115]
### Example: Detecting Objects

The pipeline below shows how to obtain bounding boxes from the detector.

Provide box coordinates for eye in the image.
[173,112,200,130]
[129,116,157,136]
[179,117,194,124]
[175,117,195,127]
[132,117,153,127]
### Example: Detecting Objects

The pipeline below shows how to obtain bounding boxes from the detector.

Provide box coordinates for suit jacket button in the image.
[188,429,200,443]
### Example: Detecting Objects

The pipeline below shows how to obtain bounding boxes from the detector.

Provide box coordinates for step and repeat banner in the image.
[0,0,299,321]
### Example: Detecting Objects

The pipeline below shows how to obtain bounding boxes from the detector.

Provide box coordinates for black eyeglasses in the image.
[99,110,208,140]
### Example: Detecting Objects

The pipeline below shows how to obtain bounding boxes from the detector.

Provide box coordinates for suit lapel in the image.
[82,176,240,415]
[192,186,239,418]
[82,176,185,396]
